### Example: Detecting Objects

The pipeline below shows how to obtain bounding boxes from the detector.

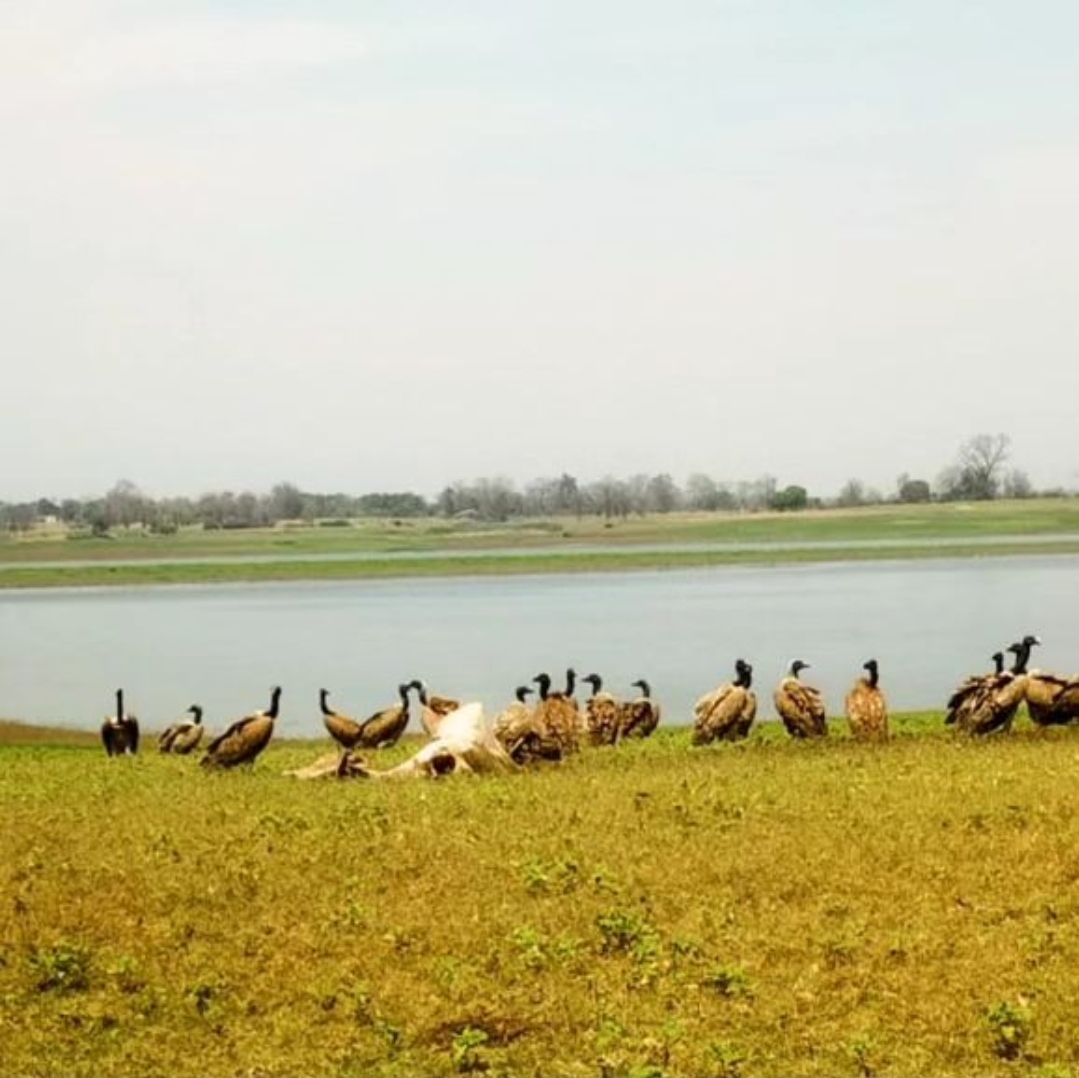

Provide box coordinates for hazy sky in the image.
[3,2,1078,503]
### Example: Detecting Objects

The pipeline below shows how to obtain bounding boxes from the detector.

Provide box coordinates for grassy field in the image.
[3,716,1079,1077]
[2,498,1079,589]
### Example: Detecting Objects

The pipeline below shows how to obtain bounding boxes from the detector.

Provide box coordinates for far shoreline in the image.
[2,537,1079,590]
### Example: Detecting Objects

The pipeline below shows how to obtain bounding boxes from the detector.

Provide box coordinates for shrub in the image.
[28,942,91,994]
[985,1000,1031,1061]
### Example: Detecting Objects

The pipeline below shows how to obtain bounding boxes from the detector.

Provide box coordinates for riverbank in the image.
[3,719,1079,1076]
[3,499,1079,588]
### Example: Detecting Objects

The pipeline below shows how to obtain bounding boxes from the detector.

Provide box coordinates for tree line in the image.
[0,434,1062,533]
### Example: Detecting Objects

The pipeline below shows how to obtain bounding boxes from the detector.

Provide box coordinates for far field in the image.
[2,498,1079,588]
[3,717,1079,1076]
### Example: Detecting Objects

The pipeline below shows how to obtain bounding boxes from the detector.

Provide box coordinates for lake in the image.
[2,554,1077,738]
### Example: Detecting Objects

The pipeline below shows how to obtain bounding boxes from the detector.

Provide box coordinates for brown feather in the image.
[959,673,1026,735]
[528,671,581,755]
[845,665,889,741]
[415,682,461,737]
[319,689,364,749]
[845,681,888,740]
[159,706,204,755]
[201,687,280,769]
[353,683,414,750]
[774,666,827,739]
[693,684,755,744]
[1024,671,1079,725]
[956,640,1038,736]
[530,697,580,755]
[583,692,621,747]
[614,679,661,741]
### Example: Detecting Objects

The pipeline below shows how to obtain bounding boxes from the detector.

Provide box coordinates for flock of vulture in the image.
[97,633,1079,779]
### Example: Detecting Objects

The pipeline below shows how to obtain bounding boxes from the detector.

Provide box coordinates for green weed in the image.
[28,942,91,995]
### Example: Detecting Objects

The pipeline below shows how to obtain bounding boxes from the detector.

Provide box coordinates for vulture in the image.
[493,686,562,765]
[288,702,517,781]
[692,660,757,745]
[319,689,363,750]
[774,660,828,739]
[1024,669,1072,725]
[493,685,534,746]
[201,686,281,770]
[414,681,461,737]
[959,636,1038,736]
[580,673,621,747]
[158,704,205,755]
[101,689,140,757]
[1026,673,1079,726]
[844,660,889,740]
[945,651,1005,727]
[617,679,662,741]
[530,669,581,755]
[352,681,417,750]
[1019,638,1079,726]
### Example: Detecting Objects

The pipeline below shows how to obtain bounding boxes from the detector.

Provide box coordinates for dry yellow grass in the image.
[2,719,1079,1076]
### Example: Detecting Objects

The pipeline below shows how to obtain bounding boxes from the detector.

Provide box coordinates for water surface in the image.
[2,555,1075,738]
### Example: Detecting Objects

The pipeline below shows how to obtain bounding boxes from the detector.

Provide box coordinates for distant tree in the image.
[713,483,738,511]
[684,475,739,512]
[836,479,866,508]
[104,480,149,528]
[645,473,681,514]
[357,492,429,517]
[584,476,632,519]
[771,484,808,511]
[472,477,521,521]
[941,434,1011,501]
[523,478,559,516]
[896,474,932,504]
[554,473,581,515]
[685,473,719,511]
[234,491,263,527]
[737,475,777,512]
[196,491,229,529]
[1003,469,1033,499]
[269,482,304,521]
[59,498,83,523]
[436,485,460,517]
[624,474,652,515]
[2,502,36,531]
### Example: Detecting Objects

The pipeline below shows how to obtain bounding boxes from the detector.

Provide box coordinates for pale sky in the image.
[2,2,1078,503]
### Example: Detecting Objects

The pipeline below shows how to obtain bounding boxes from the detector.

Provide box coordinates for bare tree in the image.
[645,473,681,513]
[685,473,719,511]
[583,476,631,519]
[836,479,866,507]
[1003,468,1033,499]
[948,434,1011,501]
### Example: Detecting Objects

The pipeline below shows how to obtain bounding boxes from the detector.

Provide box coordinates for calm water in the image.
[2,555,1077,737]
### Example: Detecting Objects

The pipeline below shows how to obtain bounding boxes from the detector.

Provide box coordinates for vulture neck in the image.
[1011,642,1033,675]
